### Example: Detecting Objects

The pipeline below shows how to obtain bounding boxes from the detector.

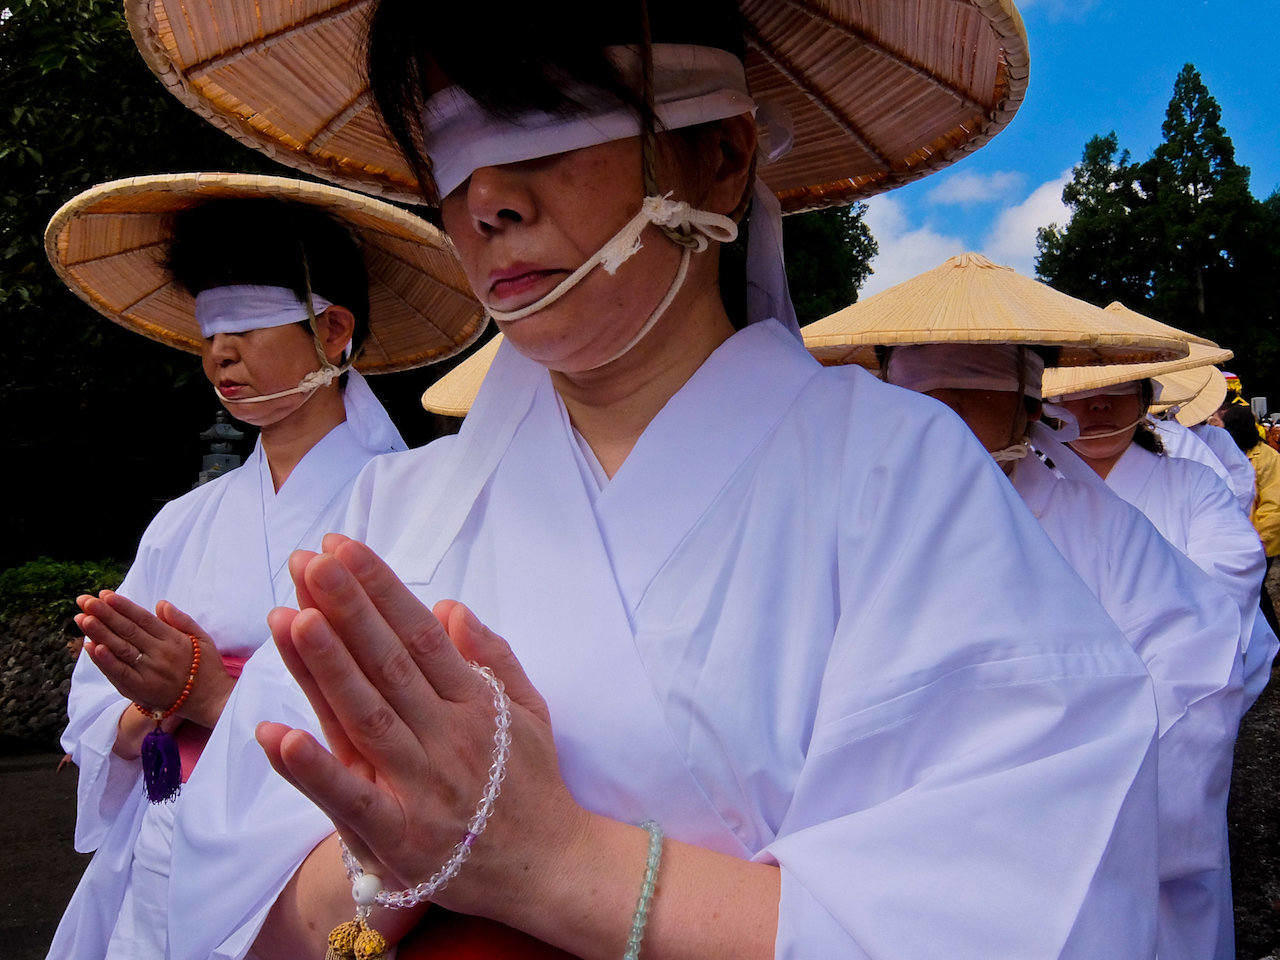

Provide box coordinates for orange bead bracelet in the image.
[133,634,201,721]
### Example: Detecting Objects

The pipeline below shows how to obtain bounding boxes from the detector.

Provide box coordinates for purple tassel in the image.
[141,725,182,803]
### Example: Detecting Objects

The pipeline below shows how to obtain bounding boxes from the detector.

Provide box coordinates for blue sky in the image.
[858,0,1280,295]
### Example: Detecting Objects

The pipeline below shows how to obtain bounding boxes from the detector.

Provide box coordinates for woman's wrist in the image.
[177,671,235,729]
[484,810,652,958]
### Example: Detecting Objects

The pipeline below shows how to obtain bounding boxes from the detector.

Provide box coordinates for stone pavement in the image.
[1,747,90,960]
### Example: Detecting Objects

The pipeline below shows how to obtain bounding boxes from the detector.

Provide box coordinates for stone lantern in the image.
[197,411,246,486]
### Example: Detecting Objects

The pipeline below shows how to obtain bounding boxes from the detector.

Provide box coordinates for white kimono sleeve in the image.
[60,514,168,852]
[761,408,1160,959]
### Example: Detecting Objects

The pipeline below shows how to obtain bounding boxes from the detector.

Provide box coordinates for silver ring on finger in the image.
[133,650,144,665]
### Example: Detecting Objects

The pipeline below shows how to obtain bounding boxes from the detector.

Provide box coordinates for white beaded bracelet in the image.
[323,663,512,960]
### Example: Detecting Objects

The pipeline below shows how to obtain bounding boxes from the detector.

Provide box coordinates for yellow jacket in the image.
[1248,441,1280,556]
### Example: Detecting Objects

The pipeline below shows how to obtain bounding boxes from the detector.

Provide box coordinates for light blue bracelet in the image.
[623,820,664,960]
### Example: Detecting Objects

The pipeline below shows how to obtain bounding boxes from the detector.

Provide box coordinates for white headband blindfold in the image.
[423,45,766,199]
[195,285,333,338]
[884,344,1046,400]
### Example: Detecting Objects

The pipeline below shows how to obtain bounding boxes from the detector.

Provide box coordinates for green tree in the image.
[1145,64,1256,334]
[1036,64,1279,402]
[784,202,878,324]
[1035,133,1152,307]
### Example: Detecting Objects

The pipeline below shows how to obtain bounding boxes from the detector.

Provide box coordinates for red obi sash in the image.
[175,654,247,782]
[397,909,577,959]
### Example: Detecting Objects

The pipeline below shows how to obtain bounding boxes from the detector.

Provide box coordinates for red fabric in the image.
[397,909,578,959]
[176,654,247,782]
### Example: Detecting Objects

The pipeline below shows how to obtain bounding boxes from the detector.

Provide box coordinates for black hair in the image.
[167,198,371,365]
[1132,379,1165,455]
[1221,404,1262,453]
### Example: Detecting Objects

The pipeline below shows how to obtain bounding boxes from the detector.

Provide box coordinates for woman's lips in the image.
[487,266,568,308]
[218,382,252,398]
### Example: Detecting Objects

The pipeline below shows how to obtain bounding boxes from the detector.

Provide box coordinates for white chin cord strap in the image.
[1069,417,1146,443]
[213,361,352,405]
[486,193,738,369]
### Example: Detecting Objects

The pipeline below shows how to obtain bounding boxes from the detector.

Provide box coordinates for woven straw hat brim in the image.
[1150,365,1214,408]
[1042,343,1234,400]
[126,0,1029,214]
[44,173,485,373]
[421,334,503,417]
[802,253,1189,368]
[1164,367,1229,427]
[1104,301,1216,347]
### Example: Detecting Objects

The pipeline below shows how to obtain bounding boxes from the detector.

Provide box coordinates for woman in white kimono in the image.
[1046,373,1278,708]
[141,3,1159,957]
[876,341,1244,960]
[44,175,482,960]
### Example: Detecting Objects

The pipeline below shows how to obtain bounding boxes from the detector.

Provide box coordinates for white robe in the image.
[1100,442,1277,713]
[1155,420,1242,511]
[1013,441,1242,960]
[50,420,394,960]
[180,320,1161,959]
[1191,422,1257,515]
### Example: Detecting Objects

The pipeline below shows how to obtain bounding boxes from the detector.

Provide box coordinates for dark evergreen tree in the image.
[1036,64,1278,402]
[1035,133,1152,307]
[783,203,878,324]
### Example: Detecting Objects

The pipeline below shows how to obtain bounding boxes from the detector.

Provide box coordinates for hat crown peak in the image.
[948,252,1002,270]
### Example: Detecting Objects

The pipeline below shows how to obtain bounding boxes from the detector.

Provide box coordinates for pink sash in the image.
[176,654,247,782]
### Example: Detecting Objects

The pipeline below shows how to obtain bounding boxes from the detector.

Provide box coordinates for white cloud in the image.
[926,170,1024,206]
[979,170,1072,276]
[857,172,1073,299]
[859,196,967,297]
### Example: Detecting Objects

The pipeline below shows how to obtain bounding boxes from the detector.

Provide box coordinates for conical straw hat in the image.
[126,0,1029,213]
[1150,364,1214,409]
[801,253,1189,368]
[1103,301,1216,347]
[1166,367,1229,427]
[45,173,486,373]
[1042,342,1233,400]
[421,334,504,416]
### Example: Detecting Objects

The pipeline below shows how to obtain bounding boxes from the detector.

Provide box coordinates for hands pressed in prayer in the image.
[77,591,234,733]
[255,534,589,917]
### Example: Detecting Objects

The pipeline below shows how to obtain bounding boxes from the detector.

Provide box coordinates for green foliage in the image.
[784,203,879,324]
[1035,134,1152,307]
[0,557,125,624]
[1036,64,1279,401]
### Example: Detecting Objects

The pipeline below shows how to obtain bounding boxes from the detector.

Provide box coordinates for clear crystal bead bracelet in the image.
[323,663,512,960]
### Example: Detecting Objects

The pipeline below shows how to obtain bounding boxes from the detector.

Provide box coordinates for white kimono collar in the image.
[398,319,819,588]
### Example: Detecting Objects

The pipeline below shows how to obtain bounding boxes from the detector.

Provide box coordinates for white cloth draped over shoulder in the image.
[1190,422,1257,515]
[1154,420,1237,505]
[1016,429,1243,960]
[182,320,1162,958]
[51,373,404,960]
[1098,441,1275,711]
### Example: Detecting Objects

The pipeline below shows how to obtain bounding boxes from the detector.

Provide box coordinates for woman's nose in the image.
[207,333,238,364]
[465,166,536,237]
[1088,395,1113,411]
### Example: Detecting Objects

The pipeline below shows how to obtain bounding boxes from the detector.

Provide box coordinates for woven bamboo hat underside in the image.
[44,173,485,373]
[1042,342,1234,400]
[1154,367,1229,427]
[421,334,503,416]
[801,253,1190,368]
[126,0,1029,213]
